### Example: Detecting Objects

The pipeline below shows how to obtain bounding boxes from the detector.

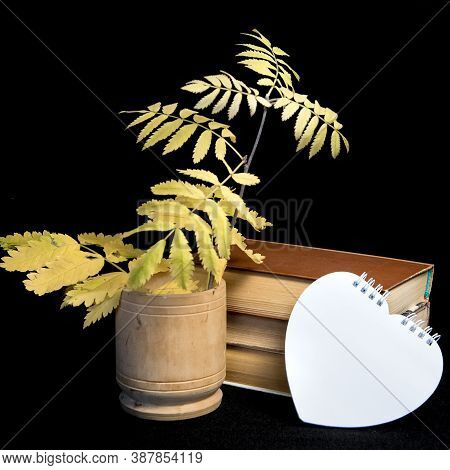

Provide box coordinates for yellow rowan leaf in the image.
[162,103,178,114]
[181,81,210,93]
[231,228,265,264]
[148,102,162,113]
[309,123,328,158]
[151,180,206,199]
[143,118,183,148]
[342,134,350,153]
[231,173,260,186]
[126,111,156,129]
[128,239,166,289]
[179,108,197,118]
[228,93,243,120]
[236,50,274,62]
[169,229,194,290]
[163,124,198,155]
[137,199,192,218]
[216,74,232,88]
[0,231,48,250]
[247,95,258,116]
[208,121,229,130]
[294,93,307,103]
[83,291,121,328]
[333,121,343,130]
[314,100,326,115]
[324,108,338,123]
[194,89,221,110]
[193,130,212,163]
[205,75,222,86]
[295,108,312,140]
[24,251,104,296]
[331,130,341,158]
[239,60,275,78]
[274,97,290,109]
[103,239,144,263]
[1,235,78,272]
[193,114,210,124]
[137,115,168,143]
[203,200,231,259]
[297,116,319,151]
[272,46,289,56]
[250,29,272,47]
[282,101,300,121]
[121,220,175,238]
[257,78,274,87]
[256,96,271,107]
[177,169,220,185]
[221,128,237,143]
[63,272,128,308]
[237,43,269,54]
[215,138,227,161]
[194,228,226,283]
[212,90,232,114]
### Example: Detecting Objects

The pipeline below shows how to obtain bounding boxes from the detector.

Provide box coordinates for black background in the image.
[0,1,449,449]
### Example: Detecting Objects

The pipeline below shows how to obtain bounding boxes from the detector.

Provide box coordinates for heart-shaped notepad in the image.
[285,272,443,428]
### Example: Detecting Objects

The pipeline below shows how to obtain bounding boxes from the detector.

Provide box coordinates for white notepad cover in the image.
[285,272,443,428]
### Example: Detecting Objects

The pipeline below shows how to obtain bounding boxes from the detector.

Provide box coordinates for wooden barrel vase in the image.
[115,280,226,421]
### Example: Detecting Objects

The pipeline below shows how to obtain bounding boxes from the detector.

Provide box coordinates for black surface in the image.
[0,1,449,449]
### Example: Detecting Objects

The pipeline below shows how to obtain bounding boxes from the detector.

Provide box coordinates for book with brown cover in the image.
[223,240,434,395]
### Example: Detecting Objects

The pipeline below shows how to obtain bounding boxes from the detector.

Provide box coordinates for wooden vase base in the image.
[119,389,223,421]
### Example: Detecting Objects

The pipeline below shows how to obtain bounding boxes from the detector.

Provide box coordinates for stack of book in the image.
[223,240,433,395]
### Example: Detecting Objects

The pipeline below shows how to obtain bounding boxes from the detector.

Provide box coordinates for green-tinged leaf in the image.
[331,130,341,158]
[212,90,232,114]
[228,93,242,120]
[203,200,231,259]
[0,231,48,250]
[24,251,104,296]
[215,138,227,161]
[128,239,166,289]
[309,123,328,158]
[1,235,79,272]
[63,272,128,308]
[194,228,226,283]
[193,130,212,163]
[231,228,265,264]
[169,229,194,289]
[297,116,319,151]
[231,173,260,186]
[83,291,121,328]
[194,89,221,110]
[177,169,220,185]
[294,108,312,140]
[163,123,198,155]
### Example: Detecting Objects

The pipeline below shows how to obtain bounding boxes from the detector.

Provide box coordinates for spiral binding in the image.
[353,272,440,346]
